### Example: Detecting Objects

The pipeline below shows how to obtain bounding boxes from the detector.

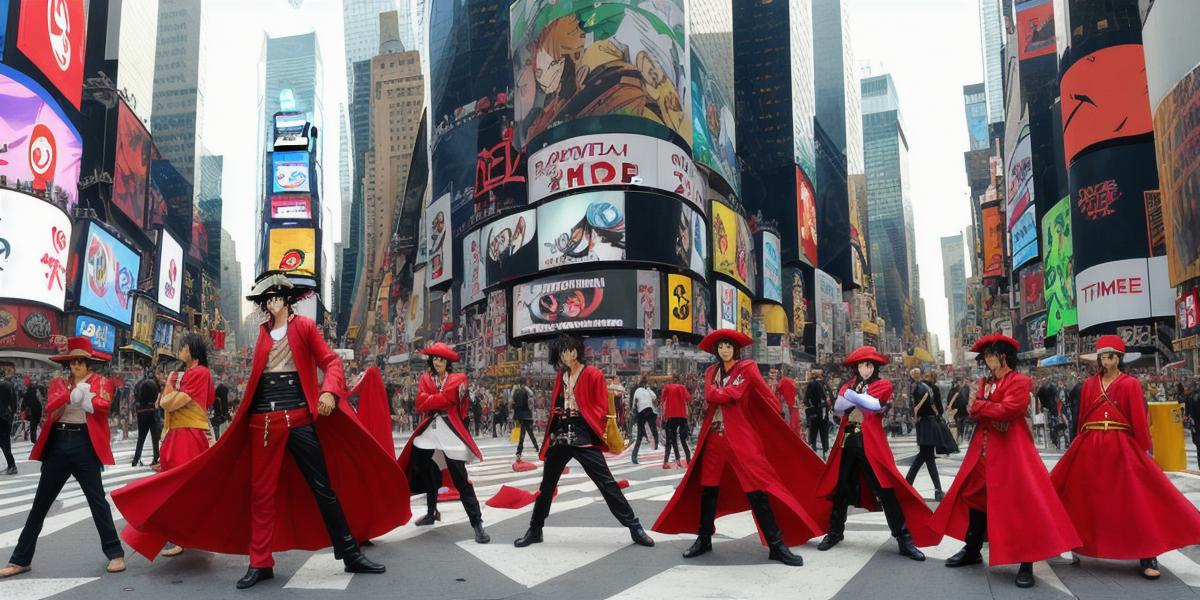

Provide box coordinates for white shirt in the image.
[634,387,657,413]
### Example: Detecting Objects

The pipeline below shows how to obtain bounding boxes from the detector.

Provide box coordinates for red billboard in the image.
[1060,44,1154,165]
[981,204,1005,280]
[112,101,151,226]
[1015,0,1056,61]
[16,0,87,109]
[0,303,61,353]
[796,166,818,267]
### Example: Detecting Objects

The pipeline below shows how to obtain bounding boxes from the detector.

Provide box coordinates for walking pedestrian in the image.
[904,369,945,500]
[0,363,18,474]
[21,380,43,443]
[130,368,161,467]
[630,376,660,464]
[512,379,539,462]
[660,374,692,468]
[804,369,832,457]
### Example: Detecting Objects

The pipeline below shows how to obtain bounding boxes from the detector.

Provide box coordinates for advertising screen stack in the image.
[261,111,323,321]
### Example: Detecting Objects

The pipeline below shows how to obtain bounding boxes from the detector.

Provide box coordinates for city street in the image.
[1,432,1198,600]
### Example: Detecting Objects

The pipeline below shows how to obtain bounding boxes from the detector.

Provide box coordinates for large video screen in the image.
[796,167,818,267]
[537,191,626,269]
[1042,197,1078,336]
[156,229,183,314]
[426,193,453,286]
[510,0,691,149]
[272,151,311,194]
[1154,65,1200,287]
[267,227,317,276]
[479,209,538,284]
[16,0,87,108]
[1019,262,1046,318]
[760,231,783,303]
[0,302,60,353]
[0,190,71,309]
[981,203,1005,280]
[691,50,738,192]
[112,101,151,226]
[79,224,141,325]
[711,200,755,292]
[0,65,83,208]
[511,269,649,338]
[666,273,693,334]
[1014,0,1055,61]
[1060,44,1154,165]
[1068,142,1158,274]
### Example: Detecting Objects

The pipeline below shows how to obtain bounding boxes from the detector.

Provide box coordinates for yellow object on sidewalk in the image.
[510,424,521,443]
[1148,401,1187,472]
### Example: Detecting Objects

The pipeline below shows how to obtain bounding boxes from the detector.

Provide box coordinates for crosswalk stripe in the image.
[1157,550,1200,588]
[0,500,124,549]
[282,553,353,591]
[0,577,99,600]
[457,526,645,588]
[0,472,147,517]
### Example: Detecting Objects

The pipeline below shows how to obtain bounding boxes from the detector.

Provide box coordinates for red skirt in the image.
[1051,430,1200,559]
[160,428,210,472]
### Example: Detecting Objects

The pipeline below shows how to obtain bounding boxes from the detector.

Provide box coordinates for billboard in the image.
[267,227,317,276]
[0,190,71,309]
[1153,65,1200,286]
[16,0,87,108]
[156,230,183,314]
[690,51,738,191]
[272,151,311,194]
[131,295,154,350]
[460,228,486,307]
[1177,289,1199,335]
[510,0,691,149]
[433,107,528,239]
[0,64,83,208]
[1020,263,1046,318]
[79,224,141,325]
[112,101,151,226]
[760,231,783,303]
[623,191,706,276]
[270,195,312,220]
[666,273,692,334]
[1010,207,1039,269]
[815,269,840,358]
[716,280,737,331]
[481,209,537,284]
[527,133,705,210]
[75,315,116,355]
[1043,197,1078,336]
[1068,142,1158,273]
[1076,256,1175,331]
[1060,44,1154,166]
[537,191,626,269]
[796,167,818,267]
[737,286,752,338]
[711,200,755,291]
[981,203,1005,280]
[0,303,58,353]
[511,269,646,338]
[427,193,452,286]
[1014,0,1055,61]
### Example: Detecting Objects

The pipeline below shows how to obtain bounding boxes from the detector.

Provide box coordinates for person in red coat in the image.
[396,343,489,544]
[660,375,692,468]
[653,329,829,566]
[814,346,934,561]
[513,334,655,549]
[930,333,1081,589]
[1050,335,1200,579]
[772,367,802,436]
[0,337,126,578]
[111,274,408,590]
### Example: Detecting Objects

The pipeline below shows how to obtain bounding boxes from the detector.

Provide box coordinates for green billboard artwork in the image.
[690,50,738,193]
[1043,196,1078,337]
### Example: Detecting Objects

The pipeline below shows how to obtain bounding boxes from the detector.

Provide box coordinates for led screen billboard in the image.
[690,51,738,192]
[272,151,311,194]
[537,191,626,269]
[16,0,86,108]
[79,224,141,325]
[1153,65,1200,287]
[1068,142,1158,274]
[711,200,755,292]
[267,227,317,277]
[426,193,453,286]
[156,230,183,314]
[666,273,692,334]
[270,195,312,220]
[0,302,59,353]
[1076,256,1174,331]
[1060,44,1154,165]
[479,209,537,285]
[796,167,818,267]
[1014,0,1055,61]
[1019,263,1046,318]
[981,203,1005,280]
[75,314,116,355]
[0,190,71,310]
[1043,197,1078,336]
[0,64,83,208]
[760,231,783,303]
[461,228,486,307]
[112,101,151,226]
[511,269,648,338]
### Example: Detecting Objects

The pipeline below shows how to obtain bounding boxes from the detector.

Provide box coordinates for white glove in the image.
[845,389,882,412]
[70,382,90,405]
[833,395,854,415]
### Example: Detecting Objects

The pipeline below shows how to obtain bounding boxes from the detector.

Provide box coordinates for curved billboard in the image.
[0,189,71,310]
[511,269,659,338]
[0,64,83,209]
[16,0,87,108]
[690,50,738,192]
[1060,44,1154,166]
[711,200,756,292]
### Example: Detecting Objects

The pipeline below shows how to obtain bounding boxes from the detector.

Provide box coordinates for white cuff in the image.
[833,395,854,415]
[846,389,882,412]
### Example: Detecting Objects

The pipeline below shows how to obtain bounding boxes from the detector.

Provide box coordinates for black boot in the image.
[945,509,986,568]
[1015,562,1035,588]
[748,491,803,566]
[236,567,274,590]
[629,525,655,547]
[343,552,386,574]
[818,500,848,551]
[1140,558,1161,580]
[414,510,441,526]
[472,520,491,544]
[683,486,718,559]
[896,530,925,561]
[514,527,543,548]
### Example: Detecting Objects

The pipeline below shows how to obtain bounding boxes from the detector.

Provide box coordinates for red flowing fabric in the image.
[352,366,396,457]
[1051,373,1200,559]
[112,316,411,561]
[653,360,830,547]
[815,378,940,547]
[539,365,617,459]
[930,371,1081,565]
[776,377,802,435]
[31,374,115,465]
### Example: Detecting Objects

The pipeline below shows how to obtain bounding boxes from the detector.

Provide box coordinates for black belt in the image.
[54,423,87,431]
[252,372,305,413]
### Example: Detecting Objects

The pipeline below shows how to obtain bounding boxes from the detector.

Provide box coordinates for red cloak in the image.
[653,360,830,547]
[397,371,483,494]
[539,365,618,459]
[1051,372,1200,559]
[776,377,802,434]
[661,383,689,419]
[929,371,1080,565]
[112,315,411,560]
[815,378,940,547]
[352,366,396,457]
[31,373,115,465]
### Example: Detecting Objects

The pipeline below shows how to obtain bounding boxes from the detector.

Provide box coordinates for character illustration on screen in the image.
[791,272,808,334]
[735,217,752,283]
[543,201,625,264]
[675,209,692,264]
[278,249,306,271]
[671,283,690,320]
[1045,210,1075,324]
[429,210,446,278]
[516,10,688,146]
[693,288,709,334]
[1022,16,1054,56]
[486,215,529,281]
[524,287,604,324]
[714,213,729,257]
[704,78,737,177]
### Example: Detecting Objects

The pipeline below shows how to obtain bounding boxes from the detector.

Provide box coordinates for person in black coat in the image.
[904,369,945,500]
[512,381,539,460]
[131,368,161,466]
[803,369,832,458]
[212,383,231,439]
[0,363,17,474]
[20,381,43,444]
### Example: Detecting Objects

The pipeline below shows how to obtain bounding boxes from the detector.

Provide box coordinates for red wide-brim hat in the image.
[1081,334,1142,362]
[698,329,752,355]
[50,336,112,364]
[842,345,889,367]
[971,333,1020,353]
[421,342,460,362]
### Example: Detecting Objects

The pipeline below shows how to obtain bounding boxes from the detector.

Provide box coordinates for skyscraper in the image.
[963,83,989,151]
[152,0,206,188]
[979,0,1005,125]
[941,233,967,362]
[260,32,324,165]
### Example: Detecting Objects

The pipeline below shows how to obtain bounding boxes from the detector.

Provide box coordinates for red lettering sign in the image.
[474,127,525,198]
[1076,178,1121,220]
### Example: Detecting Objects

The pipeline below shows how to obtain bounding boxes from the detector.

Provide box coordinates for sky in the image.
[847,0,982,358]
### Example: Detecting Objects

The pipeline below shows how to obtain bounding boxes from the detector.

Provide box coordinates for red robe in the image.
[31,373,115,465]
[653,360,831,547]
[815,378,940,547]
[352,366,396,457]
[397,372,483,494]
[112,315,411,560]
[1050,372,1200,559]
[929,371,1080,565]
[776,377,802,434]
[661,383,689,420]
[539,365,617,459]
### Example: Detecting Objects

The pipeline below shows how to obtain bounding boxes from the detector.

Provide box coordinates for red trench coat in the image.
[352,366,397,456]
[397,372,483,494]
[31,373,115,465]
[539,365,619,459]
[112,316,411,560]
[815,378,940,547]
[929,370,1081,565]
[653,360,830,547]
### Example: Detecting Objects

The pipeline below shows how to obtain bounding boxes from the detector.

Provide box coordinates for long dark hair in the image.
[1095,352,1124,376]
[975,342,1018,374]
[548,334,585,370]
[180,332,209,367]
[713,340,742,381]
[852,361,881,390]
[427,355,455,375]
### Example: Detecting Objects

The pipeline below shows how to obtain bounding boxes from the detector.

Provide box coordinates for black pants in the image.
[0,419,14,468]
[663,418,691,464]
[905,445,942,491]
[492,417,504,438]
[516,418,539,455]
[211,420,224,440]
[632,409,659,459]
[132,412,159,464]
[807,416,829,455]
[10,428,124,566]
[278,424,357,560]
[829,431,907,538]
[27,418,39,444]
[415,449,483,525]
[530,444,639,529]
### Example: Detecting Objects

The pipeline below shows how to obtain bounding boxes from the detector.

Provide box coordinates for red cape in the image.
[930,371,1080,565]
[112,316,411,560]
[653,360,830,546]
[397,371,483,494]
[777,377,802,433]
[1051,373,1200,558]
[814,378,939,547]
[353,366,396,457]
[31,373,114,465]
[540,365,618,459]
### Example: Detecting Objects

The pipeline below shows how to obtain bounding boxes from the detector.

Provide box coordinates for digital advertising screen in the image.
[426,193,453,286]
[0,190,71,310]
[711,200,755,291]
[112,101,151,226]
[623,192,707,278]
[690,50,738,192]
[273,112,308,147]
[79,224,141,325]
[16,0,87,108]
[760,231,783,304]
[537,191,626,270]
[131,295,154,350]
[511,269,643,338]
[272,151,311,194]
[1177,289,1199,335]
[796,167,818,267]
[1019,263,1046,318]
[156,230,183,314]
[435,109,528,239]
[267,227,317,276]
[1043,197,1078,337]
[510,0,691,149]
[666,273,693,334]
[460,228,486,307]
[270,195,313,220]
[1010,207,1039,270]
[0,303,59,353]
[1153,64,1200,287]
[1068,142,1159,274]
[75,315,116,355]
[0,64,83,208]
[1014,0,1055,61]
[981,203,1005,280]
[1060,44,1154,165]
[716,280,737,331]
[481,209,537,284]
[1076,256,1174,331]
[815,268,840,357]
